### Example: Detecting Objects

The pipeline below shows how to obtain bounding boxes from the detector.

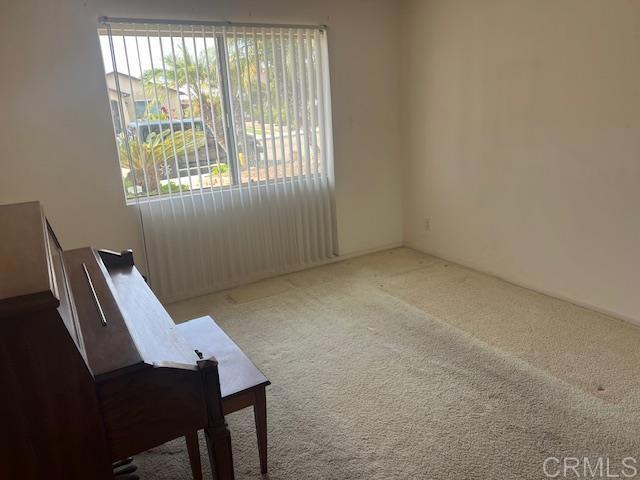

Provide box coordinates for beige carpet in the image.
[136,248,640,479]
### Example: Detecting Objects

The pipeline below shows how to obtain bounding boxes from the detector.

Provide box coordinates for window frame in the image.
[99,22,330,205]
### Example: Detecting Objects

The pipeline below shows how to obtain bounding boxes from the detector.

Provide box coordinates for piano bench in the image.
[176,316,271,477]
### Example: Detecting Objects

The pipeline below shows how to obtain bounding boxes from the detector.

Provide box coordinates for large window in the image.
[98,20,332,202]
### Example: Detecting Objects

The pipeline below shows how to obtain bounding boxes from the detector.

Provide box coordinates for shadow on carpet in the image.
[137,283,640,479]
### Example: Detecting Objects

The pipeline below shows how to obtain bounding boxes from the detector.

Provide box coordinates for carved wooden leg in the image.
[112,458,138,480]
[197,358,235,480]
[253,387,268,474]
[204,425,235,480]
[185,432,203,480]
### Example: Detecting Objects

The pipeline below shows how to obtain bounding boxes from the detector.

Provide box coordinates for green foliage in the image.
[142,47,222,129]
[159,181,189,194]
[210,164,229,176]
[146,110,170,121]
[117,129,206,198]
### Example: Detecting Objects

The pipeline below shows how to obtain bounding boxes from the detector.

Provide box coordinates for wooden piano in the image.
[0,201,235,479]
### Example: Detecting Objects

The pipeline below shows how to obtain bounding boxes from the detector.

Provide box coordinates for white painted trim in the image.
[336,241,404,261]
[404,241,640,328]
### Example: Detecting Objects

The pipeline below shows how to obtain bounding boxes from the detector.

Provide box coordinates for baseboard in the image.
[336,241,405,261]
[403,241,640,329]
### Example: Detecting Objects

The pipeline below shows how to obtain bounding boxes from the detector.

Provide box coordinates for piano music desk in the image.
[177,316,271,477]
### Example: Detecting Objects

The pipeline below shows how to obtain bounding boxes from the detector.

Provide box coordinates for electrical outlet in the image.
[423,218,431,233]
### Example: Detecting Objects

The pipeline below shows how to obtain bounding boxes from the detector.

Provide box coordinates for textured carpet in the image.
[136,248,640,479]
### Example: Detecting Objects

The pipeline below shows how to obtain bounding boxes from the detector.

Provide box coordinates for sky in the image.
[99,34,213,78]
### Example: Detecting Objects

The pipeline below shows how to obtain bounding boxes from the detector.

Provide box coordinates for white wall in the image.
[0,0,403,271]
[401,0,640,323]
[4,0,639,324]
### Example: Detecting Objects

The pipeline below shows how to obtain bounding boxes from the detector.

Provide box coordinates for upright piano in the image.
[0,201,235,479]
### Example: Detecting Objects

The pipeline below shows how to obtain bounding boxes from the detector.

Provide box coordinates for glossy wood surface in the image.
[63,247,144,379]
[0,308,114,479]
[108,263,201,369]
[98,366,208,460]
[177,316,270,398]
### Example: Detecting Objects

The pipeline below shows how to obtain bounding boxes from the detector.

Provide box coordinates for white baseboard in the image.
[335,241,405,261]
[404,241,640,328]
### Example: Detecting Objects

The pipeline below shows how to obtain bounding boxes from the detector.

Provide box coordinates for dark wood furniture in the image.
[178,316,271,477]
[0,201,235,479]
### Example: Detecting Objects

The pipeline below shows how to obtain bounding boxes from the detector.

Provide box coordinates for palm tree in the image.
[117,129,206,198]
[142,47,222,135]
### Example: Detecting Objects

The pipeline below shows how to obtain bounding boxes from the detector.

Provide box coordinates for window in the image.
[134,99,151,119]
[110,100,122,133]
[98,20,333,202]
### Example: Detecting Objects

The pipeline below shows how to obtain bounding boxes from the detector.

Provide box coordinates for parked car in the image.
[128,118,226,180]
[128,118,263,180]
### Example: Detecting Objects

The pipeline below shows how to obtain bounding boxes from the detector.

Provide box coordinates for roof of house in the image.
[105,70,142,81]
[106,70,183,94]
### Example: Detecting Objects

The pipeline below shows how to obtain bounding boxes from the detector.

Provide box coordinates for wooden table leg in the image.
[185,432,203,480]
[253,387,268,474]
[198,358,235,480]
[204,425,235,480]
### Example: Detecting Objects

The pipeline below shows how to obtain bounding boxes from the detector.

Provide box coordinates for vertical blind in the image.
[99,20,337,302]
